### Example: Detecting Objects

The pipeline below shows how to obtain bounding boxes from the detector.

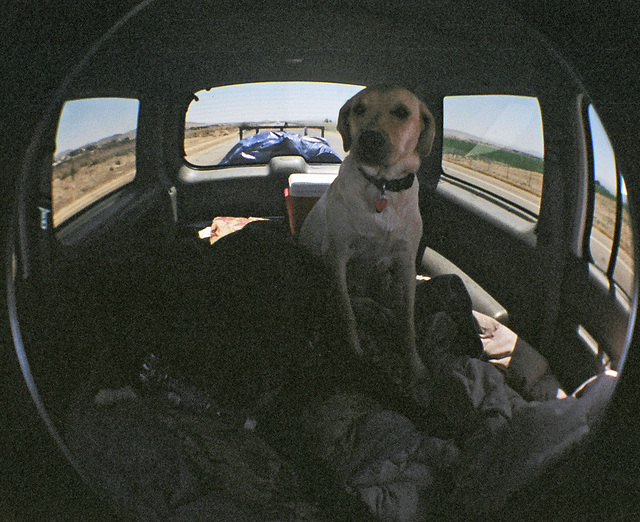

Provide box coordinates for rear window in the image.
[52,97,139,227]
[442,95,544,217]
[183,82,363,167]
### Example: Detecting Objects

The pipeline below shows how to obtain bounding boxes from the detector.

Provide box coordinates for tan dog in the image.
[299,85,435,382]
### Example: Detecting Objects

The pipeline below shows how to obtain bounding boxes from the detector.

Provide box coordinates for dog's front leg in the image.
[396,255,426,381]
[330,254,363,357]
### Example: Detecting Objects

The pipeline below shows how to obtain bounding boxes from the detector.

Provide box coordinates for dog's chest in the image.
[349,181,422,249]
[370,190,419,233]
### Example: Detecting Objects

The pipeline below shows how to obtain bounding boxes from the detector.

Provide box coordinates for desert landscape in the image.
[52,136,136,226]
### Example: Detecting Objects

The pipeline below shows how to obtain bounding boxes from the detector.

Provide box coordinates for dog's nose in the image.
[356,130,389,165]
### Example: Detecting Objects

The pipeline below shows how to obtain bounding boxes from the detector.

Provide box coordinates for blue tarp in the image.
[218,130,341,166]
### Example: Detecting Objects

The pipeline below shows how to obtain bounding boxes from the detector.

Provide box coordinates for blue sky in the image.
[55,98,140,155]
[443,96,619,195]
[55,83,364,154]
[588,104,619,196]
[443,95,544,157]
[54,88,548,158]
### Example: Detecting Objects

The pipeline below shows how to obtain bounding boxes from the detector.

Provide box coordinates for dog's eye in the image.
[391,105,410,120]
[352,103,366,116]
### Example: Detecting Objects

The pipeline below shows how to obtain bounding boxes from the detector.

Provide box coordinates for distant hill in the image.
[443,133,543,173]
[445,129,543,159]
[55,129,136,161]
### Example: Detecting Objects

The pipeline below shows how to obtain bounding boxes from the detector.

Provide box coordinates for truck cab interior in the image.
[3,1,639,519]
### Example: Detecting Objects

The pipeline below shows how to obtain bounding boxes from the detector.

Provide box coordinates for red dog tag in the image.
[375,197,388,213]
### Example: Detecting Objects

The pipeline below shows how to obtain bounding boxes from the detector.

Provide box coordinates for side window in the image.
[587,105,634,296]
[442,95,544,217]
[52,98,139,227]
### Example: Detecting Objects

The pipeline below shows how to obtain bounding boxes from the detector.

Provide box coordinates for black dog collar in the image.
[359,168,416,193]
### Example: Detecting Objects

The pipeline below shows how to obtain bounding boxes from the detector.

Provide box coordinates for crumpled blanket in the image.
[449,367,617,516]
[63,260,618,521]
[303,393,460,521]
[68,360,616,521]
[301,361,617,521]
[298,274,616,520]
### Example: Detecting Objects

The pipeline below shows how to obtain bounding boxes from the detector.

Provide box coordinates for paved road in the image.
[590,227,635,295]
[186,134,239,165]
[442,160,540,215]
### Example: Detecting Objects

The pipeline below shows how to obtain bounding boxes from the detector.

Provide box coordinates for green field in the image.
[443,135,544,174]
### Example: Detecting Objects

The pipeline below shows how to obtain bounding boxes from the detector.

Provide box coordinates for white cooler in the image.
[284,173,336,235]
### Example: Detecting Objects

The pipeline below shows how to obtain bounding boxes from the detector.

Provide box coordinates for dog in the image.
[298,85,435,382]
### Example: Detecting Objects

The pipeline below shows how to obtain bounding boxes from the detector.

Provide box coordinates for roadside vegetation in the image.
[443,135,543,199]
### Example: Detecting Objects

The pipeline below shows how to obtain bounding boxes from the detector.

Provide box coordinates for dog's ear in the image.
[417,101,436,158]
[337,97,354,152]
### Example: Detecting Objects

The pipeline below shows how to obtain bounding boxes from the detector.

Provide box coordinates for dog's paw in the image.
[407,349,428,384]
[351,296,394,325]
[350,330,364,357]
[412,359,428,381]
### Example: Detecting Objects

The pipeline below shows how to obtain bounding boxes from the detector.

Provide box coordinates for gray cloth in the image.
[301,362,616,521]
[65,390,324,521]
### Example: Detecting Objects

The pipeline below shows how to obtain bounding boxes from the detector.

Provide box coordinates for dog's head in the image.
[338,85,435,174]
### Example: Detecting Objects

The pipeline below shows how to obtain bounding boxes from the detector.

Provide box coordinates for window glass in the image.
[613,175,634,295]
[442,95,544,217]
[184,82,363,167]
[52,98,139,227]
[588,105,634,295]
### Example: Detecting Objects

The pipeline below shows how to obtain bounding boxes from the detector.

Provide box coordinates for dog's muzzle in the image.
[355,130,390,166]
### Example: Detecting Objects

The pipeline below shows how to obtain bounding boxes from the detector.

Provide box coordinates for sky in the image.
[54,83,364,154]
[443,95,619,196]
[443,95,544,157]
[186,81,364,125]
[57,89,547,156]
[588,104,619,197]
[55,97,140,155]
